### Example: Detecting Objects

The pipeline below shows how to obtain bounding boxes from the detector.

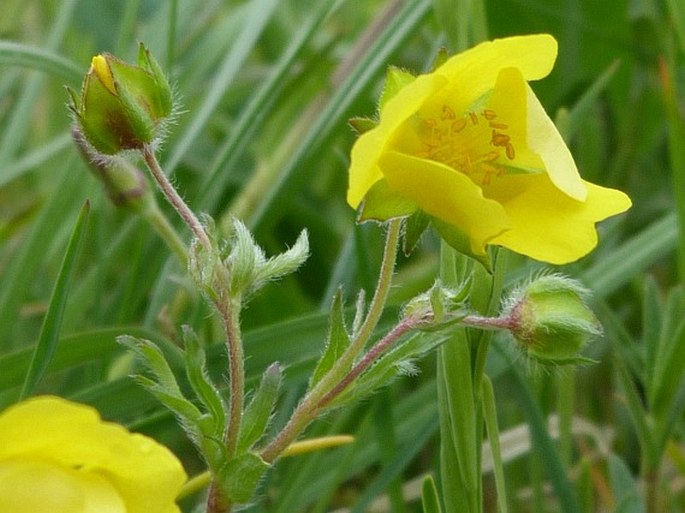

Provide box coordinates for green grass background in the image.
[1,0,684,511]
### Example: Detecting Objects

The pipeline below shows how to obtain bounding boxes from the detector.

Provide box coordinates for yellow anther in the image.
[452,117,467,133]
[482,109,497,120]
[441,105,456,120]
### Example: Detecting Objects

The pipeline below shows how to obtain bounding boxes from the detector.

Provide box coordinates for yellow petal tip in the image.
[90,55,116,95]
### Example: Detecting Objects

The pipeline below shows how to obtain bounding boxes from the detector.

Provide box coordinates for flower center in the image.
[417,104,516,186]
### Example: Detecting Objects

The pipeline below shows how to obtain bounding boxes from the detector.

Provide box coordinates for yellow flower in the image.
[348,34,631,264]
[0,396,186,513]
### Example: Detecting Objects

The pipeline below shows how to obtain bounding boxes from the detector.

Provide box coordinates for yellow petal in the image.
[347,73,447,208]
[427,34,558,117]
[379,151,510,254]
[0,396,186,513]
[482,66,546,174]
[487,174,631,264]
[525,82,586,200]
[90,55,116,96]
[0,459,126,513]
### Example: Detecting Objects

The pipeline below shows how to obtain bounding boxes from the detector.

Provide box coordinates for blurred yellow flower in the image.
[348,34,631,264]
[0,396,186,513]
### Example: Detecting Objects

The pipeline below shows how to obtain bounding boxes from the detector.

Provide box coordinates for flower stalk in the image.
[141,144,212,250]
[260,218,402,463]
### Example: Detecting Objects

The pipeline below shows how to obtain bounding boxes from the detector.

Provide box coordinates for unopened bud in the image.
[67,43,173,155]
[504,275,601,365]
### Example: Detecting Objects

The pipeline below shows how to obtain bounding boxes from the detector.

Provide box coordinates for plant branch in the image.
[259,219,402,463]
[141,144,211,249]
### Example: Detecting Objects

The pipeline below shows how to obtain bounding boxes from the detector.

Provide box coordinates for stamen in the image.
[482,109,497,120]
[505,142,516,160]
[469,112,479,125]
[491,130,511,147]
[451,117,467,133]
[441,105,456,120]
[489,122,508,129]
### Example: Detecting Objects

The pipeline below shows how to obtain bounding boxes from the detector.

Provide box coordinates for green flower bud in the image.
[67,43,173,155]
[72,126,156,212]
[504,275,602,365]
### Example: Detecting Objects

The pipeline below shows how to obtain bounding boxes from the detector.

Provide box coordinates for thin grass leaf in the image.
[581,213,678,300]
[19,200,90,400]
[482,375,508,513]
[249,0,432,230]
[0,0,78,165]
[163,0,281,175]
[0,41,82,84]
[199,0,345,211]
[608,453,646,513]
[0,163,83,345]
[506,358,581,513]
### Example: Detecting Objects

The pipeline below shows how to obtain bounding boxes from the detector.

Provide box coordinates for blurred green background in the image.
[1,0,684,511]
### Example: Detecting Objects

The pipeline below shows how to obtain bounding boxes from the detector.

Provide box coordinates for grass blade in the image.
[19,200,90,399]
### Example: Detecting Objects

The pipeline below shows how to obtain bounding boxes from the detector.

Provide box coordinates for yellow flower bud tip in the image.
[90,54,117,95]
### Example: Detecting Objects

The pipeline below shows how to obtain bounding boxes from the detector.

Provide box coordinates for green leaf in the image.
[608,453,646,513]
[217,452,270,504]
[421,475,443,513]
[309,290,351,388]
[238,363,282,452]
[183,326,227,437]
[20,201,90,400]
[332,331,448,409]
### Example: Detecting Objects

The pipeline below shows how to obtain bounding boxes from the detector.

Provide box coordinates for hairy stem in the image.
[260,219,402,463]
[141,144,211,249]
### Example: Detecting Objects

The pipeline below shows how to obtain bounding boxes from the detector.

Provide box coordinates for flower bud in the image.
[67,43,173,155]
[504,275,602,365]
[72,126,157,213]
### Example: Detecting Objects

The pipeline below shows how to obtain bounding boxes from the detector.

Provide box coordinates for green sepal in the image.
[309,289,351,388]
[79,68,131,154]
[237,363,282,452]
[357,179,417,223]
[379,66,415,110]
[217,452,270,504]
[182,326,227,437]
[403,209,430,256]
[421,475,444,513]
[430,216,492,272]
[348,116,378,135]
[138,42,173,115]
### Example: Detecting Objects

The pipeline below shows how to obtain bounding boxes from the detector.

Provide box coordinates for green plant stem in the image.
[315,313,430,409]
[259,219,402,463]
[219,297,244,458]
[352,218,402,348]
[141,144,211,249]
